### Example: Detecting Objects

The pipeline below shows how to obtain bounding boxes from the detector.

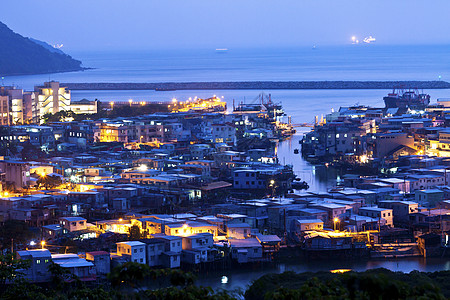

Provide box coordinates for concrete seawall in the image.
[63,81,450,91]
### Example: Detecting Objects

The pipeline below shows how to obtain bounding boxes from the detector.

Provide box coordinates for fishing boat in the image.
[383,88,430,110]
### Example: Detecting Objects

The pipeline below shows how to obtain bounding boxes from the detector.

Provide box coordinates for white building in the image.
[228,238,263,263]
[226,223,251,239]
[70,99,98,114]
[59,217,87,232]
[154,235,182,268]
[142,239,165,267]
[182,233,214,250]
[358,207,393,227]
[211,123,236,145]
[51,253,95,281]
[294,219,324,233]
[33,81,71,124]
[16,249,52,282]
[116,241,146,264]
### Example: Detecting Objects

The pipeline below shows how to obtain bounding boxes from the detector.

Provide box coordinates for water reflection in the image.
[276,130,341,192]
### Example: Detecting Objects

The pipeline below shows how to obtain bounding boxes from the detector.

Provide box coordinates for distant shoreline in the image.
[63,81,450,91]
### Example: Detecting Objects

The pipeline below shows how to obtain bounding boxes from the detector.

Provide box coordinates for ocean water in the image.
[4,44,450,89]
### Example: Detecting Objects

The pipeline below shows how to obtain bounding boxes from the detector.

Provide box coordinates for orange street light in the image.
[41,240,45,249]
[334,218,339,231]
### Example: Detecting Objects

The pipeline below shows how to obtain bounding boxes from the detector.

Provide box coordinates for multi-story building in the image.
[0,92,10,125]
[358,207,394,227]
[59,217,87,232]
[116,241,146,264]
[70,99,98,114]
[0,160,31,191]
[16,249,52,282]
[0,86,32,125]
[94,121,125,143]
[33,81,71,124]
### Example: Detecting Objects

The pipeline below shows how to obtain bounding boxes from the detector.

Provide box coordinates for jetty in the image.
[63,81,450,91]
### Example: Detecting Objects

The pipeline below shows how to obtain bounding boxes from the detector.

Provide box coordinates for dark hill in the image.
[0,21,84,76]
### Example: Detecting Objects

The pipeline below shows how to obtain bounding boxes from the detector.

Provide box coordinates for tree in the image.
[108,262,151,291]
[21,141,46,161]
[0,254,30,291]
[0,220,34,251]
[128,224,143,240]
[48,261,74,290]
[36,174,62,190]
[41,110,77,124]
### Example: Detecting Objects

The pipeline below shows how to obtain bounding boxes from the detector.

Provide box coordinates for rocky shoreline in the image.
[63,81,450,91]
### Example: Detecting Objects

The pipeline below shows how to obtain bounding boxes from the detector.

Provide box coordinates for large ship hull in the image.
[383,88,430,110]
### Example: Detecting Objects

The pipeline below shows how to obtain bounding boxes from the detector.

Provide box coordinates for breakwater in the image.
[63,81,450,91]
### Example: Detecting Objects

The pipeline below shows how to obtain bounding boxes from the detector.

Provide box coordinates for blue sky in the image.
[2,0,450,51]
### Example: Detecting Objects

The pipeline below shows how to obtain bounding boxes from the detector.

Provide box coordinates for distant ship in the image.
[363,36,376,44]
[215,48,228,53]
[351,36,359,44]
[383,88,430,109]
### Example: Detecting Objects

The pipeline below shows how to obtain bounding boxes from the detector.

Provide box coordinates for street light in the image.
[269,180,276,197]
[110,102,114,110]
[41,240,45,249]
[128,99,133,107]
[334,218,339,231]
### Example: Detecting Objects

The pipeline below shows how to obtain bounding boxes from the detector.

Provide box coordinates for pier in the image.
[63,81,450,91]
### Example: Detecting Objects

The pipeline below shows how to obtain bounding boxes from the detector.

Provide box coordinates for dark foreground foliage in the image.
[245,268,449,300]
[1,253,450,300]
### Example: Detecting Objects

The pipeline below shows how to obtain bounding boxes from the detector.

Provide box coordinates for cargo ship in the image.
[383,88,430,110]
[233,92,284,120]
[233,93,295,139]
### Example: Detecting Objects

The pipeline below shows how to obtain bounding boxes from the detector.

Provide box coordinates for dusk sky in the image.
[2,0,450,51]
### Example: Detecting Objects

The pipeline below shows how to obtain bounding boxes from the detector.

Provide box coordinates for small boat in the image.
[291,181,309,190]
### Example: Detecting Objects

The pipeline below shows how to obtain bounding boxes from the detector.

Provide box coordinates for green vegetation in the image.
[245,269,449,300]
[41,110,100,124]
[2,252,450,299]
[36,174,62,190]
[0,220,35,251]
[0,22,83,76]
[0,258,236,299]
[128,224,143,240]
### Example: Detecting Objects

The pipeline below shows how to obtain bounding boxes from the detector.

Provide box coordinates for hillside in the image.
[0,21,84,76]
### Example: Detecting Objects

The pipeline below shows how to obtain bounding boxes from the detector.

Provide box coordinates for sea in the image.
[5,44,450,289]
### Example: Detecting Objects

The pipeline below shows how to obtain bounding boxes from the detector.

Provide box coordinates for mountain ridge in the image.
[0,21,85,76]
